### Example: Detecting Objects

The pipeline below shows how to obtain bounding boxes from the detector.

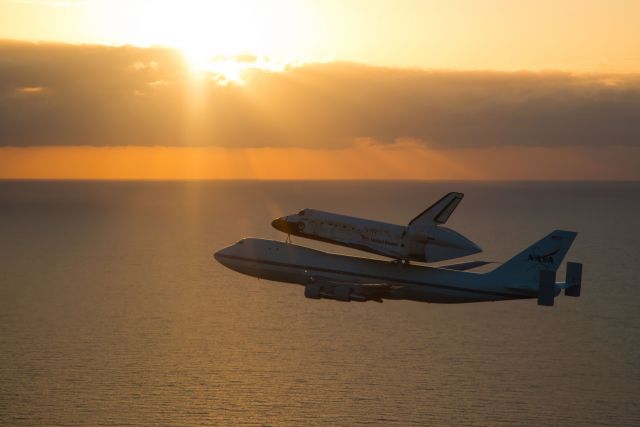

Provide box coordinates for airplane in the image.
[214,229,582,306]
[271,192,482,263]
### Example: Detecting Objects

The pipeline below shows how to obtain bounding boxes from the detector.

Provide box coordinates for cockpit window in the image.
[298,210,306,216]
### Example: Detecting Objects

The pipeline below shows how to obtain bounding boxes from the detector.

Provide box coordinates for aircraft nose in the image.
[213,246,232,265]
[271,217,293,233]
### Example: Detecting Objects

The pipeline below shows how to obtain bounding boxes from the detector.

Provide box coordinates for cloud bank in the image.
[1,40,639,148]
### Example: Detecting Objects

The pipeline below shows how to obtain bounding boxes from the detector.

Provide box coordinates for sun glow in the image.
[187,54,296,84]
[109,0,314,82]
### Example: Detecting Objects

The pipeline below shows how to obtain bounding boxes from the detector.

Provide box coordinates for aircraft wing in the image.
[303,273,401,302]
[436,260,493,271]
[507,280,577,293]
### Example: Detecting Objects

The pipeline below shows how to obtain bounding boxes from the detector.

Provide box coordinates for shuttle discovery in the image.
[271,192,481,263]
[214,230,582,306]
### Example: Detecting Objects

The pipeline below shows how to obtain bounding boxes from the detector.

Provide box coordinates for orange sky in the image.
[2,0,640,72]
[1,144,638,180]
[0,1,639,180]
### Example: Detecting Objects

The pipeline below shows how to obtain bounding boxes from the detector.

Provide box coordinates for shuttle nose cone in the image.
[271,217,293,234]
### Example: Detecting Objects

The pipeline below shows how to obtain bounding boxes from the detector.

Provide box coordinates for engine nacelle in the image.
[334,285,351,301]
[304,284,367,302]
[304,283,322,299]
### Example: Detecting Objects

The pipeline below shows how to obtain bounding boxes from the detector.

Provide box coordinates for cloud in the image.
[1,40,639,148]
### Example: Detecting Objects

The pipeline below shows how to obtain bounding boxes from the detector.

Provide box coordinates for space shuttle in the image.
[271,192,482,263]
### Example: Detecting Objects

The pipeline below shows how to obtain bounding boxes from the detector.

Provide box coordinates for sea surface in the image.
[0,181,639,426]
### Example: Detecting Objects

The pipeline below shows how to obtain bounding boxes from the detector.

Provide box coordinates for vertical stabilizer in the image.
[408,192,464,229]
[489,230,578,283]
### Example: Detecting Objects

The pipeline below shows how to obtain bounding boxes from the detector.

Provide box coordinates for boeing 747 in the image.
[215,230,582,306]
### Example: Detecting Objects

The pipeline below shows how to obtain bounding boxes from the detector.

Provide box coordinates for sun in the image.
[106,0,317,83]
[183,51,248,84]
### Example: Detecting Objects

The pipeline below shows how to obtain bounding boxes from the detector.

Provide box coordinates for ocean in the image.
[1,181,639,426]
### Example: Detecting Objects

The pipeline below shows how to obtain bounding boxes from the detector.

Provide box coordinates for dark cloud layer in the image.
[1,40,639,148]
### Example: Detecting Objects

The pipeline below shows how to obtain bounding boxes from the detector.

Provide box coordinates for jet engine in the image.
[304,284,368,302]
[304,283,322,299]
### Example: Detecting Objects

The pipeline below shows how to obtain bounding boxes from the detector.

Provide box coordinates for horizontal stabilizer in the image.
[564,262,582,297]
[538,269,556,306]
[408,192,463,228]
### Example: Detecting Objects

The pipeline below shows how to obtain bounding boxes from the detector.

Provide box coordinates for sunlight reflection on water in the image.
[0,181,639,425]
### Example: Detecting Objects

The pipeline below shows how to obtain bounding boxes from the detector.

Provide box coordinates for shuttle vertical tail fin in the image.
[408,192,463,229]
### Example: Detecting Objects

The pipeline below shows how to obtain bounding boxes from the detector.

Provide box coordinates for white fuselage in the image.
[214,238,533,303]
[272,209,481,263]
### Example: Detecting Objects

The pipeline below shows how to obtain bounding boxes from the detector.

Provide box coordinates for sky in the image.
[0,0,639,180]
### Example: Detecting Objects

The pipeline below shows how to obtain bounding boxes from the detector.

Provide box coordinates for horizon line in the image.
[1,178,638,183]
